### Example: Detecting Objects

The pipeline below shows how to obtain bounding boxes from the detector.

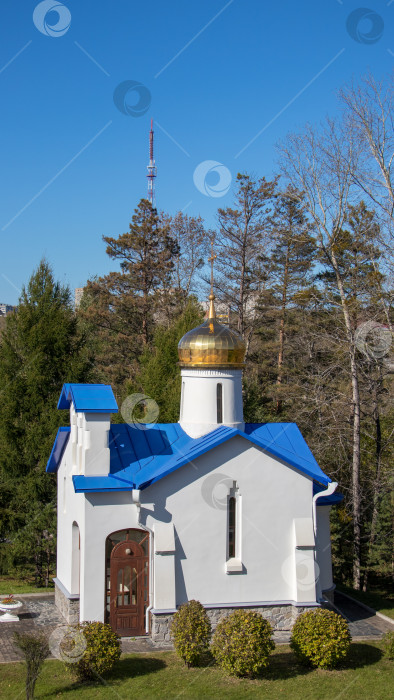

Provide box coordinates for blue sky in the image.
[0,0,393,305]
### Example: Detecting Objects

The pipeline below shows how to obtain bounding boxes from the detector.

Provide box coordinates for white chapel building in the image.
[47,292,341,641]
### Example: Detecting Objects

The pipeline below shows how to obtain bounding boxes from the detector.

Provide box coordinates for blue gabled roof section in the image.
[46,414,332,492]
[46,427,70,473]
[129,423,331,490]
[244,423,329,486]
[72,474,133,493]
[57,383,118,413]
[133,424,239,490]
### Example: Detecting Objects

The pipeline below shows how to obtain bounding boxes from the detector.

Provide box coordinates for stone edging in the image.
[0,592,55,599]
[336,590,394,626]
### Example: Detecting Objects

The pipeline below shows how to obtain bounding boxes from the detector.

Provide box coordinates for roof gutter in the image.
[312,482,338,536]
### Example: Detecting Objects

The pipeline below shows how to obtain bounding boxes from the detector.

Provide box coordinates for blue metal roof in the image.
[46,427,70,473]
[72,474,133,493]
[57,383,118,413]
[51,420,330,492]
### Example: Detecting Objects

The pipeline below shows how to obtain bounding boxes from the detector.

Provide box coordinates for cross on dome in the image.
[207,237,217,320]
[177,240,246,369]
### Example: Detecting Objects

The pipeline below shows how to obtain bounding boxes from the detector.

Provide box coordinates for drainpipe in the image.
[132,489,154,634]
[312,481,338,536]
[312,481,338,603]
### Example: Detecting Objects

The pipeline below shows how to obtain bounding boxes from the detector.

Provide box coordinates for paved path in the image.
[0,595,64,663]
[0,592,392,663]
[332,590,393,639]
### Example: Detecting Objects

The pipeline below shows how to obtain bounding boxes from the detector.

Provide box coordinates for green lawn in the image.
[1,643,392,700]
[0,577,54,595]
[337,584,394,620]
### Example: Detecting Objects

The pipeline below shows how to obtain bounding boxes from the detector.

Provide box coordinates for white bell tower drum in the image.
[178,293,246,438]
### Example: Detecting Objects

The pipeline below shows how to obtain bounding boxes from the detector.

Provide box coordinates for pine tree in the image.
[0,260,91,583]
[264,187,316,412]
[81,199,180,392]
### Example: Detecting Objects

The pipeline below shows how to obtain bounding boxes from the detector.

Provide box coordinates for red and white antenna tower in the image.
[147,118,157,208]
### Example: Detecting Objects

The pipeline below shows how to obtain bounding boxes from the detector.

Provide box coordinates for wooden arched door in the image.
[109,538,148,636]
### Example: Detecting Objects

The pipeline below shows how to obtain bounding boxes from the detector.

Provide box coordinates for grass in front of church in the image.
[2,642,392,699]
[0,577,54,595]
[336,584,394,620]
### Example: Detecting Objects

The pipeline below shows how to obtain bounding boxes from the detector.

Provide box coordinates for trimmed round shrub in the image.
[211,610,275,678]
[171,600,211,667]
[290,608,351,669]
[382,631,394,660]
[65,621,121,681]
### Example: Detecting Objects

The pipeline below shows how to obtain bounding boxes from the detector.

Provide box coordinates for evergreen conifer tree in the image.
[81,199,180,392]
[131,299,204,423]
[0,260,91,583]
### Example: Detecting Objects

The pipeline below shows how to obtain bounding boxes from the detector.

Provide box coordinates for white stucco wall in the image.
[144,435,316,608]
[57,441,144,622]
[57,453,79,595]
[180,368,244,437]
[56,430,325,626]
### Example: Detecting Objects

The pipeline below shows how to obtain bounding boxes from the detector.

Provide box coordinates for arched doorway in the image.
[105,529,149,636]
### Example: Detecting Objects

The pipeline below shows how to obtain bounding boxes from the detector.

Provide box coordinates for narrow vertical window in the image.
[228,496,236,558]
[180,381,185,419]
[217,383,223,423]
[63,476,66,514]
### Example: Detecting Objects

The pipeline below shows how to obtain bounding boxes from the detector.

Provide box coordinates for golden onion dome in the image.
[178,294,246,369]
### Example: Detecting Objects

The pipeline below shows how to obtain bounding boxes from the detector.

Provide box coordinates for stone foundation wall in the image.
[151,613,173,645]
[151,604,320,644]
[55,581,80,624]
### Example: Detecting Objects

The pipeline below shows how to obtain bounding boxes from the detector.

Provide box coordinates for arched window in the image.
[217,383,223,423]
[228,496,236,558]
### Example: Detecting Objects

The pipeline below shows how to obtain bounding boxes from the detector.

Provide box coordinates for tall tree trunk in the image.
[330,246,362,589]
[350,346,361,589]
[363,372,383,591]
[276,315,285,413]
[238,231,247,336]
[276,247,289,413]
